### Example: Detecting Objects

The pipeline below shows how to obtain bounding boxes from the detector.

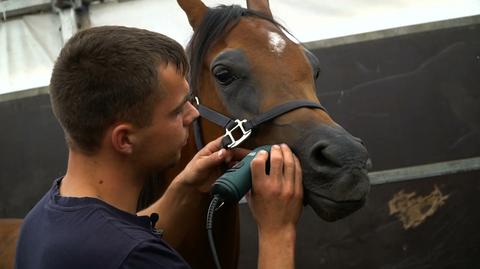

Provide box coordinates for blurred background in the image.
[1,0,479,94]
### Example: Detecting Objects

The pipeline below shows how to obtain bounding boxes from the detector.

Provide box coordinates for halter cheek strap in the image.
[192,97,326,149]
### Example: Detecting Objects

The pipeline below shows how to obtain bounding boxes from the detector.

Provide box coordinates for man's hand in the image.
[247,144,303,269]
[176,136,249,193]
[140,137,248,246]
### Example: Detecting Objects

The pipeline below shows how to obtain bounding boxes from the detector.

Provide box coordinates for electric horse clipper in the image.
[211,145,271,203]
[207,145,271,269]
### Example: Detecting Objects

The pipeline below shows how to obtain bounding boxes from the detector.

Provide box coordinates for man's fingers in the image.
[202,136,223,154]
[293,155,303,197]
[280,144,295,181]
[251,150,269,188]
[201,137,250,163]
[269,145,283,178]
[191,137,226,173]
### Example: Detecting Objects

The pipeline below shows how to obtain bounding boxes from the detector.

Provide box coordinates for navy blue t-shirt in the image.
[15,178,191,269]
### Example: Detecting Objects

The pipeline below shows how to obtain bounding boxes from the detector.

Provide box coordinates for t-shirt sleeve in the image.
[120,239,191,269]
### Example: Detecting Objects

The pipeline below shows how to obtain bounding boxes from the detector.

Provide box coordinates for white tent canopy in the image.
[1,0,479,94]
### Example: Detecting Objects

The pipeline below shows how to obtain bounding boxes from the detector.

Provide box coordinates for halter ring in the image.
[223,119,252,148]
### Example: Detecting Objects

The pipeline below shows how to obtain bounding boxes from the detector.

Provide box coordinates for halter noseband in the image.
[192,97,326,150]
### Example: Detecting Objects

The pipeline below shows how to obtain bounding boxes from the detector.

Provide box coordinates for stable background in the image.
[1,1,479,268]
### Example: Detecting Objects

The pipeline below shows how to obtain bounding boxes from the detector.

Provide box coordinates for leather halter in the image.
[192,96,326,150]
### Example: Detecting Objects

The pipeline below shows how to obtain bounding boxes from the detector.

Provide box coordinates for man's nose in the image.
[185,102,200,125]
[191,102,200,119]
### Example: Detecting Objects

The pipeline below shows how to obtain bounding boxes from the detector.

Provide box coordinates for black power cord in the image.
[207,195,224,269]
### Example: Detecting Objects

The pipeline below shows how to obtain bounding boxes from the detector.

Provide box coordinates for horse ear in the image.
[177,0,208,30]
[246,0,273,18]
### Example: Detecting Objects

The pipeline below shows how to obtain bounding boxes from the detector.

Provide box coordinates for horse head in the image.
[178,0,371,221]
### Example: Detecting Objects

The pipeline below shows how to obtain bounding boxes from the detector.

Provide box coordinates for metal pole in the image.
[0,0,51,20]
[369,156,480,185]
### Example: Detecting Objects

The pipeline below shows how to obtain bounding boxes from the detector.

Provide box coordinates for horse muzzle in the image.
[293,124,372,221]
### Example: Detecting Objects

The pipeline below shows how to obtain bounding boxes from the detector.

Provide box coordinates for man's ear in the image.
[111,123,136,154]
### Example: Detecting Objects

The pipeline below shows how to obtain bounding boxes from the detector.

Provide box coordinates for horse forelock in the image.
[186,4,290,97]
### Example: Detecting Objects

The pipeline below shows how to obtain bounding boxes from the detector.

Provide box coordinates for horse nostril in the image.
[310,142,341,169]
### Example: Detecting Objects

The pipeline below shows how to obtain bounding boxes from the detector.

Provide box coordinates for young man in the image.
[15,26,303,269]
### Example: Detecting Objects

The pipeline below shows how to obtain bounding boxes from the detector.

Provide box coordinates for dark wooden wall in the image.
[237,18,480,268]
[0,93,67,218]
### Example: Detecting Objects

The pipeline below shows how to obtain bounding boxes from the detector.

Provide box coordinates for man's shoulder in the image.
[64,206,191,268]
[17,191,165,269]
[22,194,150,241]
[94,206,157,242]
[93,210,190,268]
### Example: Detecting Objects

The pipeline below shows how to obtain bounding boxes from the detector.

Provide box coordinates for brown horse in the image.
[139,0,371,268]
[0,1,371,268]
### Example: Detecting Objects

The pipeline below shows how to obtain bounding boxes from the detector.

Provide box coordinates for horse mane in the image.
[186,5,289,96]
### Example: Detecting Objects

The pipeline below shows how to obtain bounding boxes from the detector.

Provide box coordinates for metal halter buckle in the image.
[223,119,252,148]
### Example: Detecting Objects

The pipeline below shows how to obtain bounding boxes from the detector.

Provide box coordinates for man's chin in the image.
[158,153,182,171]
[147,148,185,176]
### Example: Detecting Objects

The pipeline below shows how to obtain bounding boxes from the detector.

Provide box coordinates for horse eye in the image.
[213,66,236,85]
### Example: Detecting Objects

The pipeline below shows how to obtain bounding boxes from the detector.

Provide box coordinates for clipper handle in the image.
[211,145,271,203]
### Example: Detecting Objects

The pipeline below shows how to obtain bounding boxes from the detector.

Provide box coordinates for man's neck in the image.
[60,150,145,214]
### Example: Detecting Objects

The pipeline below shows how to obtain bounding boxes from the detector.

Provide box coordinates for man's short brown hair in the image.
[50,26,189,154]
